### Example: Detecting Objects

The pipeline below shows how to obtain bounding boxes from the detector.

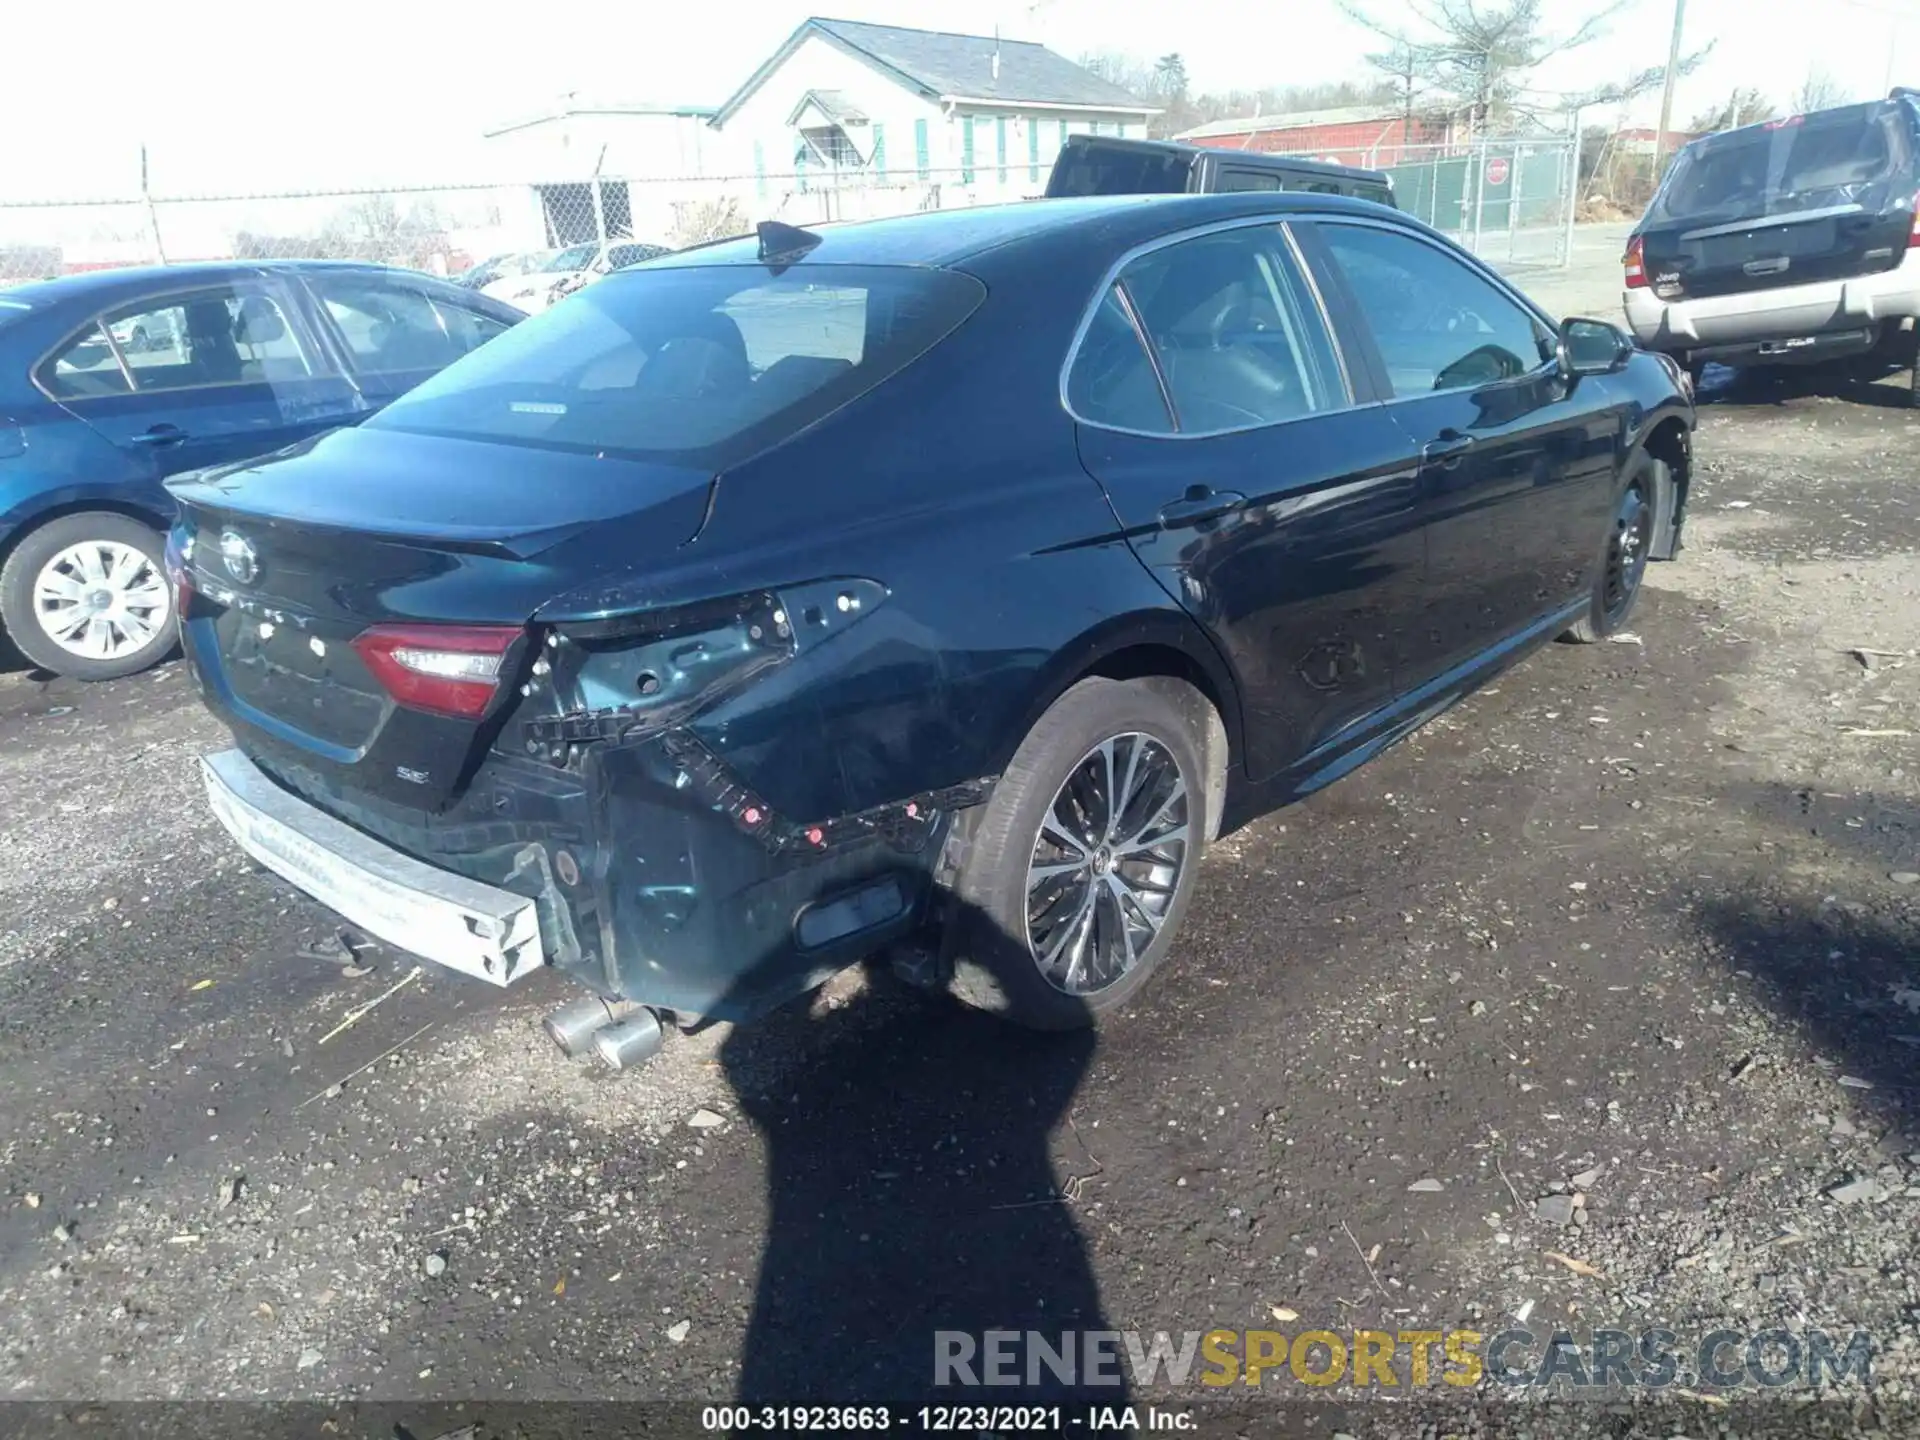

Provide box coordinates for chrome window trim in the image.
[1059,213,1361,442]
[1109,281,1179,434]
[1308,214,1565,410]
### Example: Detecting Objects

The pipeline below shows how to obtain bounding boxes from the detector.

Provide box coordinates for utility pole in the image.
[1652,0,1687,175]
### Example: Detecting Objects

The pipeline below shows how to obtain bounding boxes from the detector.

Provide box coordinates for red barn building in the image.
[1176,105,1456,167]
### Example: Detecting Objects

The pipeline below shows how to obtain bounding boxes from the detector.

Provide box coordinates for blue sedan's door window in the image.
[37,283,367,479]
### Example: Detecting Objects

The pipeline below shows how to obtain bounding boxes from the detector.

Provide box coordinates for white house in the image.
[477,19,1159,246]
[479,103,719,249]
[706,18,1161,216]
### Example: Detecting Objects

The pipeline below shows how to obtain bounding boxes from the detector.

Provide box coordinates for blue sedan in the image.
[0,261,520,678]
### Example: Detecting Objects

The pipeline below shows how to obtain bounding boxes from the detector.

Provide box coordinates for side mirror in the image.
[1559,316,1634,378]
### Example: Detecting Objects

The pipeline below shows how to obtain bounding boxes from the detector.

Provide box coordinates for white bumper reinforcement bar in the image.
[201,748,545,986]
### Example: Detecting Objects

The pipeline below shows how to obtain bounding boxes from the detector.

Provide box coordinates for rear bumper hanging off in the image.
[201,748,546,986]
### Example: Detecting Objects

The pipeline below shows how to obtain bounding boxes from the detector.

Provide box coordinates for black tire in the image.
[947,676,1213,1030]
[0,512,174,680]
[1563,457,1662,644]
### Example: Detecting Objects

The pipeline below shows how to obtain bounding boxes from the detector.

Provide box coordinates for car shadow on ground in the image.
[1691,783,1920,1145]
[715,908,1123,1408]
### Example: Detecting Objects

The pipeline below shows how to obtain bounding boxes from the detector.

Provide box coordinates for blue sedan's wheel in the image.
[948,676,1215,1030]
[0,512,174,680]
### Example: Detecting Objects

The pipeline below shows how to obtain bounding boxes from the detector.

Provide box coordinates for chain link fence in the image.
[0,135,1580,289]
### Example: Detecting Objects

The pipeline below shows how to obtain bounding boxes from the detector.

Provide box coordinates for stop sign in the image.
[1486,156,1511,186]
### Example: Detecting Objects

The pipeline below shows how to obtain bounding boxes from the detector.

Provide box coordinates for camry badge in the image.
[218,530,258,585]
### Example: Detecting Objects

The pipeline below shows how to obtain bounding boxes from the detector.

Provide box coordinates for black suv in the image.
[1624,90,1920,385]
[1046,134,1396,207]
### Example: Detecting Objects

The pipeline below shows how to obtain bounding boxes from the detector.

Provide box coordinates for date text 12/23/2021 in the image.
[699,1407,1197,1431]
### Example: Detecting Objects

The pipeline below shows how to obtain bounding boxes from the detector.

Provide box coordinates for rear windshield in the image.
[1648,104,1912,226]
[365,263,986,465]
[1048,141,1195,198]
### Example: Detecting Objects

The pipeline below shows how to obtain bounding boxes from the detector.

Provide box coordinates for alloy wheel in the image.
[1603,485,1652,625]
[31,541,171,661]
[1025,731,1190,996]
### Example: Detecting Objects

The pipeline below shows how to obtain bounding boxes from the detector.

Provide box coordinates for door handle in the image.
[1421,430,1475,469]
[131,424,187,447]
[1157,487,1248,528]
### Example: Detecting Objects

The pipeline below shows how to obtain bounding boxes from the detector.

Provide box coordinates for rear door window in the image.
[40,324,131,398]
[39,288,311,398]
[1099,224,1347,432]
[1066,288,1173,433]
[365,263,986,464]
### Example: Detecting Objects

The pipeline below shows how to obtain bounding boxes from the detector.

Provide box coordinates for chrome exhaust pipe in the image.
[543,994,639,1057]
[592,1011,666,1071]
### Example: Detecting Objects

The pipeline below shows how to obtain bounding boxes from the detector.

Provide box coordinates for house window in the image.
[802,127,861,167]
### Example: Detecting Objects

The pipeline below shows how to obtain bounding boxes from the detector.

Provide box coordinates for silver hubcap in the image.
[32,541,171,661]
[1025,732,1190,996]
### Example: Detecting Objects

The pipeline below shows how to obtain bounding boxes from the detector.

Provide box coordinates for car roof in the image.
[0,259,444,311]
[653,192,1410,270]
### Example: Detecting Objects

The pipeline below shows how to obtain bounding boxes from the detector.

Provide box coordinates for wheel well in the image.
[0,500,167,572]
[1640,417,1691,560]
[1085,643,1233,842]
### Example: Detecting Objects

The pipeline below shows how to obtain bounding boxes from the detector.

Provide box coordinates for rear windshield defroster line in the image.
[365,263,987,469]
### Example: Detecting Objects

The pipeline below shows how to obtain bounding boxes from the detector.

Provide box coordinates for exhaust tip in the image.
[592,1012,666,1071]
[543,995,637,1057]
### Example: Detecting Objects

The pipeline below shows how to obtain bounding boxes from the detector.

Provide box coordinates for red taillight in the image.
[1908,190,1920,248]
[1624,235,1648,289]
[351,624,522,719]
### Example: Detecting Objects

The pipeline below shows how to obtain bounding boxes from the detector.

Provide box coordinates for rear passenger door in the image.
[37,279,364,484]
[1300,220,1617,687]
[303,273,514,408]
[1068,220,1430,786]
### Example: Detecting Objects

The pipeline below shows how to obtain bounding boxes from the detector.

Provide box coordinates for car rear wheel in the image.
[0,512,175,680]
[1563,458,1660,644]
[948,676,1212,1030]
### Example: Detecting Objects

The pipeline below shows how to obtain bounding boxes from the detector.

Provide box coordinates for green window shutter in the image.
[796,145,808,193]
[914,117,930,181]
[962,118,975,184]
[1028,118,1041,181]
[996,116,1008,182]
[753,140,766,200]
[1058,118,1068,152]
[872,122,887,182]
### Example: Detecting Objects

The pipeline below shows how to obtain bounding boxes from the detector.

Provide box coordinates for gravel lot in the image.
[3,305,1919,1435]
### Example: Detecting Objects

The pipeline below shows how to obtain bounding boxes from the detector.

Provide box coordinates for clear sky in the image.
[5,0,1918,198]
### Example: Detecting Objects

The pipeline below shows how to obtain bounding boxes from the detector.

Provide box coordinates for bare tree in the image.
[1792,68,1854,114]
[1339,0,1701,132]
[671,197,749,248]
[1689,87,1778,134]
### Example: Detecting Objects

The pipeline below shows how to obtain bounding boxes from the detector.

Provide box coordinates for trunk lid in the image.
[1638,103,1916,300]
[171,425,716,809]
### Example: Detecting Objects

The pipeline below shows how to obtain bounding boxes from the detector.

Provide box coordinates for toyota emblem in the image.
[218,530,258,585]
